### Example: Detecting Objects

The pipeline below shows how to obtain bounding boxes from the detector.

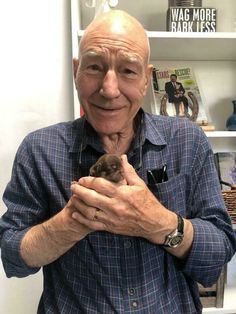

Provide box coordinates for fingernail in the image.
[121,154,127,161]
[70,183,77,192]
[72,212,78,220]
[78,178,84,184]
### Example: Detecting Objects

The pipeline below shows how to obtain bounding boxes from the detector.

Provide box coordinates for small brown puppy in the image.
[89,154,125,183]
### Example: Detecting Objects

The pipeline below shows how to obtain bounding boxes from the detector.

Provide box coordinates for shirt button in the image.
[132,301,138,308]
[124,240,132,248]
[128,288,135,296]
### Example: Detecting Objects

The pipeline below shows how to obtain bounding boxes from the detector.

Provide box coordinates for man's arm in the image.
[20,204,91,268]
[165,81,170,94]
[0,132,91,275]
[179,82,185,94]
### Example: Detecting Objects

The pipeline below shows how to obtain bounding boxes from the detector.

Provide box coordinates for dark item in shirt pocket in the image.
[147,165,168,184]
[148,173,187,216]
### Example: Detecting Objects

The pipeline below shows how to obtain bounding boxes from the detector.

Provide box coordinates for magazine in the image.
[151,67,209,126]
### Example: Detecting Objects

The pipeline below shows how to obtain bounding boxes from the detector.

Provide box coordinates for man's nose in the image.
[99,70,120,99]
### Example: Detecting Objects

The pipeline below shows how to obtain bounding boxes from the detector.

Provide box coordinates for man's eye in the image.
[124,68,135,74]
[122,68,137,77]
[86,64,102,73]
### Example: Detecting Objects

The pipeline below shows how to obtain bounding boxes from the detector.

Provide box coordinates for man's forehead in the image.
[80,49,143,63]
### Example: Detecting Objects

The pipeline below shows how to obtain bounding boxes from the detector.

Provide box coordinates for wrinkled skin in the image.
[73,10,152,153]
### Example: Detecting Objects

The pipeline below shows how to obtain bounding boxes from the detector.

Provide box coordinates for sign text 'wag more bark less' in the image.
[167,7,216,32]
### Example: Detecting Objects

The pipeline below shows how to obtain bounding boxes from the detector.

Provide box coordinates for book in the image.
[166,7,217,32]
[151,67,210,126]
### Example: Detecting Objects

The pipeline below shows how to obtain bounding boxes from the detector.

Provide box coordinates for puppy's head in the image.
[89,154,124,183]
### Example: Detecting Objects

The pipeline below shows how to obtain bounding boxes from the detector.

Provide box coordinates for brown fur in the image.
[89,154,124,183]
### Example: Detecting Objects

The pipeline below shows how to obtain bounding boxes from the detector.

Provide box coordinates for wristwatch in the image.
[163,214,184,248]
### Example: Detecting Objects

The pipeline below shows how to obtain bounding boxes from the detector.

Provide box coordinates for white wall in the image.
[0,1,74,313]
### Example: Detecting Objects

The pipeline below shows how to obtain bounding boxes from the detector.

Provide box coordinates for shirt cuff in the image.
[1,227,40,278]
[181,218,228,286]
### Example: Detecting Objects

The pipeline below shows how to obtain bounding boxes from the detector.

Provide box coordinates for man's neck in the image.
[99,112,142,155]
[100,130,135,155]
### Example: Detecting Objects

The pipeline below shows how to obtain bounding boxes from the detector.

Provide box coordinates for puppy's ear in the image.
[90,163,102,177]
[89,164,95,176]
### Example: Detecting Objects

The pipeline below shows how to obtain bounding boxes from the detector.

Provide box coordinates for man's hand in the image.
[71,155,194,258]
[70,155,176,244]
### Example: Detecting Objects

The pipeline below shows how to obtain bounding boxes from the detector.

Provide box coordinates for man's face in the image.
[74,30,152,135]
[170,75,177,83]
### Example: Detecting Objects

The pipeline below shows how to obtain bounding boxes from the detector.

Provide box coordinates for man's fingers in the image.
[71,210,106,231]
[74,178,117,198]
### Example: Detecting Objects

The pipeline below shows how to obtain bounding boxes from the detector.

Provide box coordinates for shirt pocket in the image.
[148,173,187,216]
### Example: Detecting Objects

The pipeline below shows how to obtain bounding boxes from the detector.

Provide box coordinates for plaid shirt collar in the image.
[69,109,167,156]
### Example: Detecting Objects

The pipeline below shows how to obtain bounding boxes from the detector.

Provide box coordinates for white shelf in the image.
[205,131,236,138]
[147,32,236,61]
[146,31,236,39]
[78,30,236,39]
[78,30,236,61]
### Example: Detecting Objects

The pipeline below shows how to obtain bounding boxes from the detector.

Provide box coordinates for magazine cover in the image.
[152,67,209,126]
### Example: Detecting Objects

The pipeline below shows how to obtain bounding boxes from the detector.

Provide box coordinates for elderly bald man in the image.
[0,10,235,314]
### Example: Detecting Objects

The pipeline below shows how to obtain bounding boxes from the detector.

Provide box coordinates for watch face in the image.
[163,215,184,248]
[170,235,183,247]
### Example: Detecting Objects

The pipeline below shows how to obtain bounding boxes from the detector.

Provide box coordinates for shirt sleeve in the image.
[0,135,47,277]
[180,129,236,286]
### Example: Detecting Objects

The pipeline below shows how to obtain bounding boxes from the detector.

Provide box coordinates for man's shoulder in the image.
[144,112,209,154]
[20,118,84,152]
[26,121,72,140]
[26,118,83,139]
[145,112,205,139]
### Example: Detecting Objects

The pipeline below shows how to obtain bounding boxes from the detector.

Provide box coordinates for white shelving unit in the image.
[144,31,236,151]
[147,31,236,61]
[77,30,236,61]
[205,131,236,138]
[73,1,236,312]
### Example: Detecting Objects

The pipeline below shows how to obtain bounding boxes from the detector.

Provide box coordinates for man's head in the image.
[73,10,153,136]
[170,74,177,83]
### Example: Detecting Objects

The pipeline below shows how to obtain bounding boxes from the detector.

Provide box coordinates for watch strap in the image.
[162,214,184,248]
[177,214,184,234]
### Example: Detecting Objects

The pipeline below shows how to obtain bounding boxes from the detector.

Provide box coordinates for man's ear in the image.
[142,64,153,97]
[72,58,79,79]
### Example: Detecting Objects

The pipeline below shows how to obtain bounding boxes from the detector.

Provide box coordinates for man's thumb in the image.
[121,154,145,186]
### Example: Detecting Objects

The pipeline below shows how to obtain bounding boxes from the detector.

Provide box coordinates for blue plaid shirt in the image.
[1,111,236,314]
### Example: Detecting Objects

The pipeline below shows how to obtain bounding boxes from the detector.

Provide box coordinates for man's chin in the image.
[93,124,122,136]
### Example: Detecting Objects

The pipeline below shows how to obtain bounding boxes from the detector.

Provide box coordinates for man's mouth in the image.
[92,104,123,111]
